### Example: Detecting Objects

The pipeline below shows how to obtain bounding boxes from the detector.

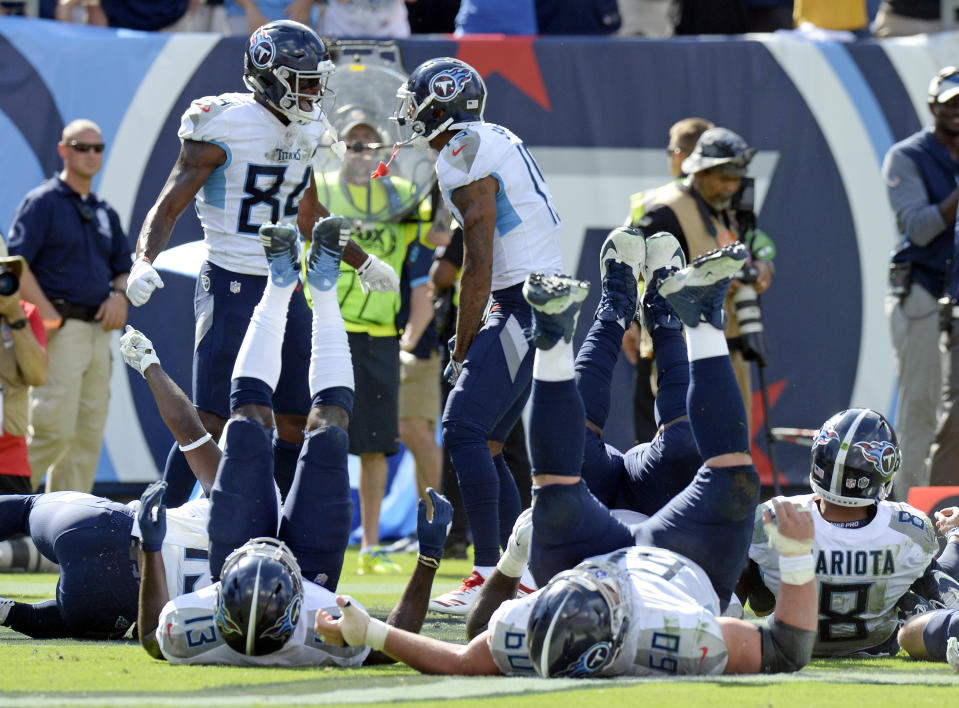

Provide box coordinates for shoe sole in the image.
[659,244,747,298]
[600,227,645,283]
[642,231,685,283]
[523,273,590,314]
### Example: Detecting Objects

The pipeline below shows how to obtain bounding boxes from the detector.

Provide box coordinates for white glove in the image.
[497,507,533,578]
[126,258,164,306]
[355,254,399,294]
[120,325,161,378]
[337,595,389,651]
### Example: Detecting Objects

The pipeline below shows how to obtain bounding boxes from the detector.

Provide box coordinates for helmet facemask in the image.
[245,61,335,125]
[392,85,450,151]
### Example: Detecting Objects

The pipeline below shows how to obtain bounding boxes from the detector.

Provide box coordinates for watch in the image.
[7,318,28,330]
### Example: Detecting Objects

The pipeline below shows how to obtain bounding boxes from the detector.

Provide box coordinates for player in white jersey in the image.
[316,245,819,677]
[742,408,959,657]
[125,20,398,511]
[390,57,564,613]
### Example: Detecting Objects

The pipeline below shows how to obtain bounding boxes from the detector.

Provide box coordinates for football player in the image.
[742,409,959,657]
[125,20,398,510]
[390,57,564,614]
[316,242,819,677]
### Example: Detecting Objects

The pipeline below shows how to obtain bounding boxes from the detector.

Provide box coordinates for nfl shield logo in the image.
[230,280,241,294]
[201,274,211,292]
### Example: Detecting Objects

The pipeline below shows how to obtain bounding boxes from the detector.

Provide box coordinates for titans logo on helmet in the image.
[563,642,612,677]
[813,425,838,448]
[429,67,473,102]
[260,594,301,641]
[854,440,900,476]
[249,29,276,69]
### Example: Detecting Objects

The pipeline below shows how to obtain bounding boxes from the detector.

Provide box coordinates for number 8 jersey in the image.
[488,546,729,677]
[436,122,563,290]
[178,92,327,276]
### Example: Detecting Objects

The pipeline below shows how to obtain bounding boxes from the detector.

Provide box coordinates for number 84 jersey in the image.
[178,92,326,276]
[488,546,728,677]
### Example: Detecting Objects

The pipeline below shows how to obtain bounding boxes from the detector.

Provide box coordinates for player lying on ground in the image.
[741,411,959,657]
[316,246,818,677]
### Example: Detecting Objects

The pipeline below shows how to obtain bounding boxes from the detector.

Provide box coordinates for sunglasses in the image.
[67,141,105,154]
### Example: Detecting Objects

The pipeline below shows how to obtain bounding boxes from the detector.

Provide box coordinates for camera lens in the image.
[0,269,19,297]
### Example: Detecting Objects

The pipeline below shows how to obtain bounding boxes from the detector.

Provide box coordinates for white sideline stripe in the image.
[2,670,958,706]
[757,35,895,414]
[100,32,221,234]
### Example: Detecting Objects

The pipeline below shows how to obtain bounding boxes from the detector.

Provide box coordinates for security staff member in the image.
[630,127,767,432]
[7,118,130,493]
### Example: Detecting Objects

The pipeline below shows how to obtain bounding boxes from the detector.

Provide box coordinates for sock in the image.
[161,444,198,507]
[687,356,749,460]
[445,420,500,568]
[685,322,729,361]
[232,277,296,388]
[308,283,354,396]
[574,318,623,429]
[229,376,274,413]
[532,339,575,382]
[280,426,352,590]
[493,454,521,550]
[272,434,301,503]
[4,599,71,638]
[528,379,585,478]
[651,326,690,426]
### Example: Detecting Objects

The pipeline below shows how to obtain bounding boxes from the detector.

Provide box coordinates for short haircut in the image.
[61,119,102,143]
[668,117,715,155]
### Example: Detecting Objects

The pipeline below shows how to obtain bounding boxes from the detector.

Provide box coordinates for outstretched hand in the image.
[417,488,453,562]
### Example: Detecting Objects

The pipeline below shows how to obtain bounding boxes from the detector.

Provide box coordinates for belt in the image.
[51,299,99,322]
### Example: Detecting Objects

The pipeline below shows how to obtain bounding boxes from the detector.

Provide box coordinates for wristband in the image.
[364,616,389,651]
[778,553,815,586]
[496,550,526,579]
[179,432,213,452]
[764,522,813,557]
[416,553,440,569]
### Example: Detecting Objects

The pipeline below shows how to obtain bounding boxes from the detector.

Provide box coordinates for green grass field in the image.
[3,548,959,707]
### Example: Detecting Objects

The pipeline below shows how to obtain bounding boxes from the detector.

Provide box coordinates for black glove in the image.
[416,488,453,565]
[138,480,168,553]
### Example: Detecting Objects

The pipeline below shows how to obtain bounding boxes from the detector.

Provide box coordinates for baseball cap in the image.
[681,127,756,176]
[929,67,959,104]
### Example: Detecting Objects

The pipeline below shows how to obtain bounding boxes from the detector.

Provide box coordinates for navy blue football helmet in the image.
[809,408,900,507]
[392,57,486,148]
[243,21,335,124]
[214,538,303,656]
[527,562,629,678]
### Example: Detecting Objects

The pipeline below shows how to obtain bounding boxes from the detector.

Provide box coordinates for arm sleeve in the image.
[883,148,949,247]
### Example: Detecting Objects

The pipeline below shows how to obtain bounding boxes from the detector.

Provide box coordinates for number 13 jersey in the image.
[178,92,326,276]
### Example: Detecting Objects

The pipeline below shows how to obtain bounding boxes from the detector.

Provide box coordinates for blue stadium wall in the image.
[1,17,955,502]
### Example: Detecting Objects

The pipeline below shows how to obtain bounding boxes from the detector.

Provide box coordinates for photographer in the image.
[632,126,773,432]
[0,241,48,494]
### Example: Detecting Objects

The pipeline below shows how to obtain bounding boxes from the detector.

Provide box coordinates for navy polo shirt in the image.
[7,177,131,307]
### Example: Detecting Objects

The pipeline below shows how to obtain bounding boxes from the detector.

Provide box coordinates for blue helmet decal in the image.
[249,28,276,69]
[429,67,474,102]
[854,439,900,476]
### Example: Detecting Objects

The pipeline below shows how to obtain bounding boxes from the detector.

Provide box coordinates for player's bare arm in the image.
[450,176,497,361]
[136,546,169,660]
[136,140,225,262]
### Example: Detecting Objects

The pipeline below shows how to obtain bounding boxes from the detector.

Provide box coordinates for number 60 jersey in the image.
[178,92,326,276]
[488,546,729,677]
[749,494,938,656]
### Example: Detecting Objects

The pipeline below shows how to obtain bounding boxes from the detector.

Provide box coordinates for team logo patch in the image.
[230,280,242,294]
[429,67,473,102]
[201,275,211,292]
[249,28,276,69]
[854,440,900,476]
[563,642,612,677]
[813,424,838,448]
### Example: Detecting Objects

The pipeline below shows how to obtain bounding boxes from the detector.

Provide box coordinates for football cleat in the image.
[357,547,402,576]
[259,222,301,287]
[948,636,959,672]
[428,570,485,615]
[523,272,590,350]
[307,216,351,291]
[595,227,644,327]
[640,231,686,333]
[658,242,748,330]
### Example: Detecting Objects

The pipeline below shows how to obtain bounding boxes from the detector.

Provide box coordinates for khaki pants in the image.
[28,319,112,492]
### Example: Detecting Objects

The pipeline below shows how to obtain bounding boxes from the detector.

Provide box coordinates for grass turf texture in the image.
[2,548,959,706]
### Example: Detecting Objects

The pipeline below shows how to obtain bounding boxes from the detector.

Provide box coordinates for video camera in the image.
[0,263,19,297]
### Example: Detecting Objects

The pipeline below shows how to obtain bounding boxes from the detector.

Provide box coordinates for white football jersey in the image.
[178,92,327,276]
[130,497,214,601]
[436,122,563,291]
[487,546,728,677]
[156,579,371,666]
[749,494,938,656]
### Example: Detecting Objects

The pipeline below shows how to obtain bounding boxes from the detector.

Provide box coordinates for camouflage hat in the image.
[681,127,756,176]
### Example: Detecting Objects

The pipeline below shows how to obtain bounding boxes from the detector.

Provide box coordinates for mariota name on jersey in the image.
[815,548,895,577]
